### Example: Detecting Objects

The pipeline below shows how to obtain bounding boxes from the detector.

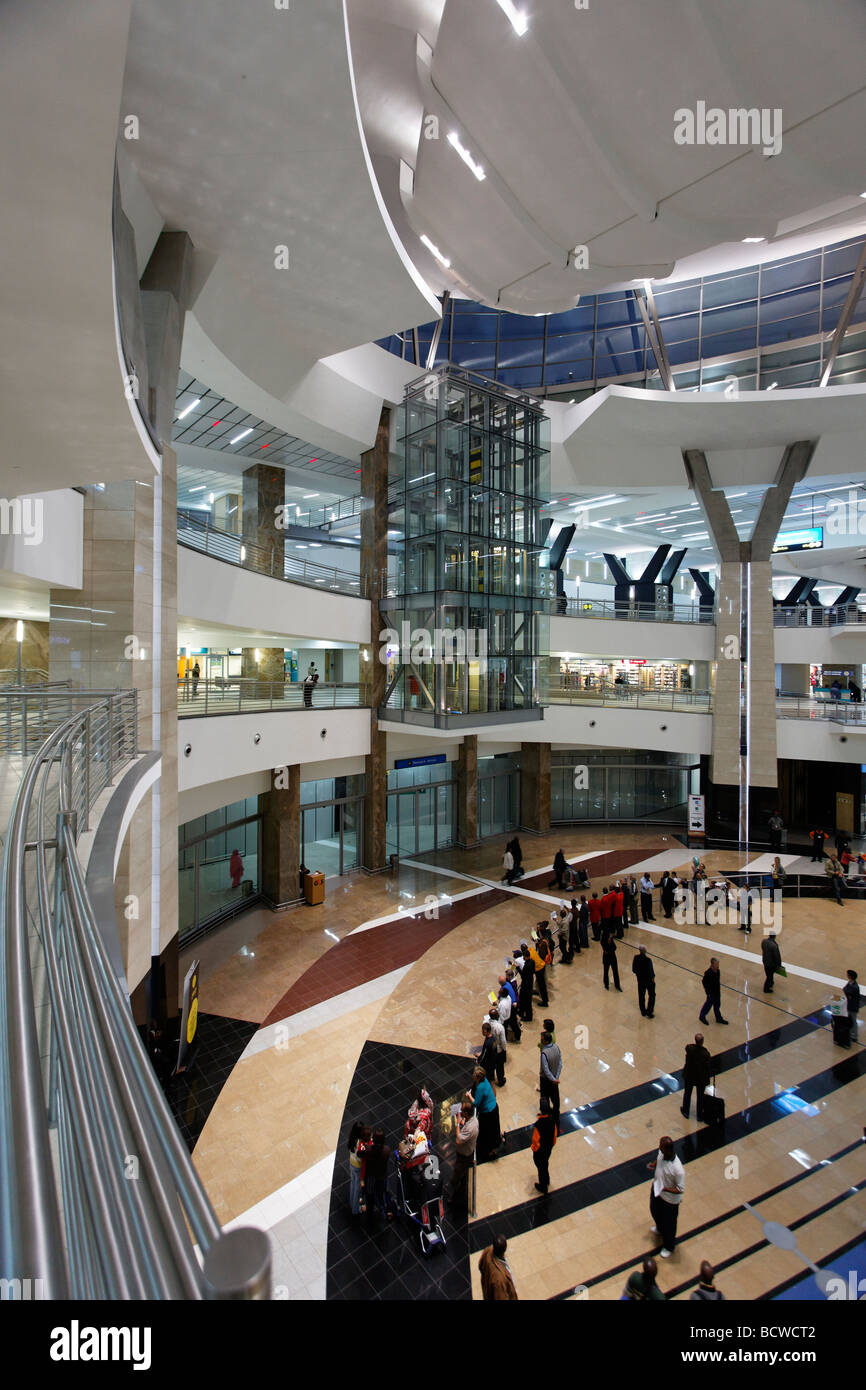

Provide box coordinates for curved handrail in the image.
[177,508,366,597]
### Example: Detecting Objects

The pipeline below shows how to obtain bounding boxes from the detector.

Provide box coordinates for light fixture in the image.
[303,494,319,499]
[742,237,766,243]
[494,0,529,35]
[208,493,214,504]
[240,545,246,561]
[766,381,778,390]
[230,428,253,445]
[420,234,450,268]
[447,132,486,181]
[189,485,206,493]
[309,542,322,548]
[15,620,24,643]
[176,397,201,421]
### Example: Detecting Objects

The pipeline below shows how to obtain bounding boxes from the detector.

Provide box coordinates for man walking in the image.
[539,1030,562,1122]
[648,1135,685,1258]
[699,957,729,1025]
[478,1234,518,1300]
[761,931,783,993]
[681,1033,711,1121]
[530,1096,558,1195]
[632,945,656,1017]
[601,926,622,992]
[640,872,655,922]
[826,853,845,906]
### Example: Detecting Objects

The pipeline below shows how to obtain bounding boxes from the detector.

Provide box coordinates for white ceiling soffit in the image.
[0,1,156,495]
[347,0,866,311]
[121,0,438,452]
[555,383,866,491]
[772,546,866,589]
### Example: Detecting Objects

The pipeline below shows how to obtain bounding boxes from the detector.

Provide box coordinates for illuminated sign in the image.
[772,527,823,553]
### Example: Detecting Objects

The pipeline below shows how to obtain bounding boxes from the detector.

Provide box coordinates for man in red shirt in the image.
[588,892,602,941]
[614,883,625,938]
[601,885,617,933]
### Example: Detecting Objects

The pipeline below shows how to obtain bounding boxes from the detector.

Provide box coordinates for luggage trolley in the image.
[394,1144,447,1256]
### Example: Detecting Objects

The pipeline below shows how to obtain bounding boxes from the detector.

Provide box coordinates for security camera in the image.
[320,728,327,740]
[840,735,847,743]
[589,720,596,728]
[254,732,261,745]
[660,724,668,731]
[184,743,192,758]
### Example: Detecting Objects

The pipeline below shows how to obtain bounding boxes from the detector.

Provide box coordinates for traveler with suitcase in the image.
[681,1033,711,1121]
[844,969,861,1038]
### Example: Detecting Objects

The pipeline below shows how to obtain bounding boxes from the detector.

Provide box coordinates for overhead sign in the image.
[773,527,823,553]
[688,793,706,834]
[394,754,447,770]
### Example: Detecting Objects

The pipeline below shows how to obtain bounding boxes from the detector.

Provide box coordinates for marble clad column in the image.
[361,407,390,870]
[456,734,480,847]
[242,647,285,690]
[260,766,301,907]
[520,742,551,834]
[243,462,285,578]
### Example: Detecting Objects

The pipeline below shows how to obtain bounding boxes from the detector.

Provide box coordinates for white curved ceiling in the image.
[348,0,866,312]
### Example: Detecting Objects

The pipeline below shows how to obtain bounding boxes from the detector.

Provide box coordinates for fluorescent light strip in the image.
[176,397,200,421]
[188,485,206,493]
[494,0,529,35]
[230,428,254,445]
[420,234,450,268]
[447,132,486,181]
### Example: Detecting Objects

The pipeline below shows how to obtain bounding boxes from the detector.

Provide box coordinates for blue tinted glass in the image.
[702,302,757,337]
[497,339,544,368]
[498,312,547,335]
[701,271,758,309]
[758,311,820,346]
[595,349,643,376]
[697,327,756,358]
[451,313,498,340]
[601,324,645,355]
[823,241,864,278]
[596,296,641,329]
[546,304,596,332]
[652,283,700,316]
[451,341,496,369]
[665,339,699,366]
[761,254,821,296]
[759,285,821,324]
[657,312,701,344]
[543,358,594,385]
[496,365,543,387]
[545,331,596,362]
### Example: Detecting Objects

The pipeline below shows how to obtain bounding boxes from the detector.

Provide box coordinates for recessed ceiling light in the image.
[303,494,319,499]
[230,428,253,445]
[447,132,486,181]
[494,0,529,34]
[420,234,451,268]
[176,397,200,420]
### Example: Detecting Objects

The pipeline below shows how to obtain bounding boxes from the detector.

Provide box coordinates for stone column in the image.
[456,734,480,847]
[362,407,390,870]
[243,462,284,578]
[779,663,810,696]
[260,766,301,907]
[520,742,551,834]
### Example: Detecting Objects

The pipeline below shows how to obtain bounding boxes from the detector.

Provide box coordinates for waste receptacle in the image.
[304,871,325,906]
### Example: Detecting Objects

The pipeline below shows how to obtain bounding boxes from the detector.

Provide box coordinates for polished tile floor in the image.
[183,827,866,1301]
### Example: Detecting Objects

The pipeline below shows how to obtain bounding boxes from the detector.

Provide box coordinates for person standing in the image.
[768,811,784,850]
[628,875,640,924]
[648,1135,685,1258]
[622,1257,665,1302]
[528,936,549,1008]
[508,837,524,881]
[303,663,318,708]
[548,848,568,889]
[478,1021,498,1083]
[191,659,200,698]
[502,846,515,884]
[468,1066,502,1162]
[690,1261,725,1301]
[568,898,582,957]
[577,895,590,950]
[622,876,634,928]
[825,853,845,906]
[364,1128,396,1222]
[844,969,861,1036]
[761,931,783,993]
[478,1234,518,1300]
[599,885,613,937]
[539,1030,562,1122]
[699,957,729,1025]
[660,872,675,920]
[681,1033,711,1121]
[640,872,656,922]
[632,945,656,1017]
[487,1006,507,1086]
[449,1100,478,1210]
[601,925,622,992]
[530,1096,558,1195]
[347,1120,372,1216]
[614,881,626,937]
[588,891,602,941]
[810,827,826,861]
[497,984,521,1044]
[516,944,535,1022]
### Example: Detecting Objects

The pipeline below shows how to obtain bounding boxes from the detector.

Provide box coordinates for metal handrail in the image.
[548,682,713,714]
[177,508,365,597]
[178,677,366,718]
[775,695,866,723]
[552,598,714,624]
[0,689,268,1298]
[773,604,866,628]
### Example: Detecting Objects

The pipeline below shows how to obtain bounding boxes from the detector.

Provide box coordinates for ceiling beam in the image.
[633,288,675,391]
[819,237,866,387]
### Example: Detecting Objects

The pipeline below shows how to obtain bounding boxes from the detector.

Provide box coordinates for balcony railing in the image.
[548,682,713,713]
[178,678,365,718]
[177,509,365,597]
[552,598,714,624]
[773,604,866,628]
[775,695,866,723]
[0,687,269,1297]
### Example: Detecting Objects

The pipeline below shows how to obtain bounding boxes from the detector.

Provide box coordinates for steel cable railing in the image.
[177,677,365,717]
[0,688,270,1298]
[177,508,366,598]
[548,682,713,713]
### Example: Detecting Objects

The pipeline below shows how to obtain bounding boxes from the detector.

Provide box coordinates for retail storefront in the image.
[178,797,261,942]
[551,749,701,824]
[555,656,707,694]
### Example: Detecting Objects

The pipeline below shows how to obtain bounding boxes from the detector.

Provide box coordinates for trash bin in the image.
[304,871,325,905]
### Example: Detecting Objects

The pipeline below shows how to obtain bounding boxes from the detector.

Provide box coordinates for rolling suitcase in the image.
[703,1076,725,1126]
[832,1014,852,1048]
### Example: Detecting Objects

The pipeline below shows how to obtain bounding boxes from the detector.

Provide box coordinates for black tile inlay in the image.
[470,1050,866,1252]
[327,1041,486,1300]
[164,1012,258,1152]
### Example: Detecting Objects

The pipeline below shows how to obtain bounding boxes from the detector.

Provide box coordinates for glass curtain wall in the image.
[383,368,551,727]
[300,775,366,878]
[478,754,520,838]
[386,761,456,856]
[550,751,700,824]
[179,798,261,941]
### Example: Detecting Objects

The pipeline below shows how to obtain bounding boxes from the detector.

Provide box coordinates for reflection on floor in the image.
[181,826,866,1300]
[166,1012,258,1151]
[327,1041,472,1301]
